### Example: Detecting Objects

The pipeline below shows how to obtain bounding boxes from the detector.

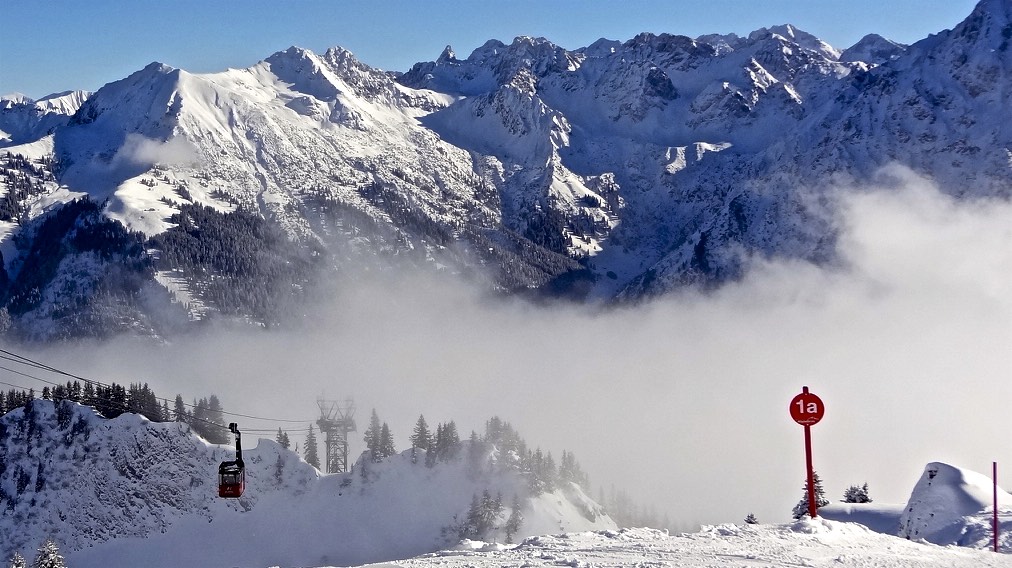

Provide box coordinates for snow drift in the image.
[899,461,1012,549]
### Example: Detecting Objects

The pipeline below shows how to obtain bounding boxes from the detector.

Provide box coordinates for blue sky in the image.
[0,0,980,99]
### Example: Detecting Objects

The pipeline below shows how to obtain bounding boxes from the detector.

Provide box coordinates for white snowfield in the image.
[364,461,1012,568]
[354,521,1012,568]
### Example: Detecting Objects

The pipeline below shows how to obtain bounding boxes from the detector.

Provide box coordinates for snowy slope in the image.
[0,401,613,567]
[348,521,1012,568]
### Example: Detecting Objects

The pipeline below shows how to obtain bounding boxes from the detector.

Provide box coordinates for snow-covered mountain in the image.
[1,0,1010,339]
[0,91,89,146]
[0,400,613,567]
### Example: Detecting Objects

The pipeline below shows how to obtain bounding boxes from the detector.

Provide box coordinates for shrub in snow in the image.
[842,482,872,503]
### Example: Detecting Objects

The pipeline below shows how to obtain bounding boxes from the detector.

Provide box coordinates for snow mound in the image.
[899,462,1012,547]
[819,502,905,534]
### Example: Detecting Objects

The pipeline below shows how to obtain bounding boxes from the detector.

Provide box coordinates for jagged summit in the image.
[749,24,842,59]
[946,0,1012,51]
[438,44,457,62]
[840,34,908,64]
[0,0,1009,337]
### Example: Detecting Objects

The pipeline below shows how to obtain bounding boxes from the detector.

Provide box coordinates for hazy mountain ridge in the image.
[0,0,1009,338]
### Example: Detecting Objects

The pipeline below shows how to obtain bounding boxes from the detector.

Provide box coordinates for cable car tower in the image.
[316,398,356,473]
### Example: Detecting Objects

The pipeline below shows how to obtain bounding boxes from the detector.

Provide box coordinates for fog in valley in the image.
[19,166,1012,529]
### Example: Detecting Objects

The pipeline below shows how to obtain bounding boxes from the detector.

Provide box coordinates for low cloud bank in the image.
[28,166,1012,528]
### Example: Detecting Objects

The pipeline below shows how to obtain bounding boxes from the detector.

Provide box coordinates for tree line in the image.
[1,382,231,444]
[355,410,590,496]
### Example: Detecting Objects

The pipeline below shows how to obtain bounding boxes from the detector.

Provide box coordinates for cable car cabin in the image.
[218,422,245,498]
[218,460,245,498]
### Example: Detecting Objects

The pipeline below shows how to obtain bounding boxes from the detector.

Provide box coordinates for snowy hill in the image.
[0,401,613,567]
[1,0,1011,338]
[818,462,1012,552]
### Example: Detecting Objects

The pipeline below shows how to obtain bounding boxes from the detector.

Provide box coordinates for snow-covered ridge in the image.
[1,0,1011,338]
[0,401,614,567]
[0,90,90,145]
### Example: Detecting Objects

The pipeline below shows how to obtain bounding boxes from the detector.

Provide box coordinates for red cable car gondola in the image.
[218,423,245,498]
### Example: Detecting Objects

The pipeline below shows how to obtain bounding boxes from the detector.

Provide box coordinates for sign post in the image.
[790,386,825,518]
[995,461,1000,553]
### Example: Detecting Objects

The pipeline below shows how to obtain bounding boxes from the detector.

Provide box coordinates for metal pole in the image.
[995,461,1000,553]
[805,423,817,518]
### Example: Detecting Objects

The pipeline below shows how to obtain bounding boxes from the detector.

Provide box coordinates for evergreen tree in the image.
[304,425,320,469]
[459,489,504,540]
[173,394,187,423]
[558,450,588,488]
[8,551,26,568]
[81,382,96,406]
[30,539,65,568]
[425,423,441,468]
[191,395,228,443]
[792,472,830,519]
[274,454,285,485]
[410,414,432,450]
[276,428,291,449]
[466,430,486,477]
[504,493,524,544]
[379,422,395,459]
[436,420,460,462]
[363,409,382,462]
[206,395,228,443]
[842,482,872,503]
[744,513,758,524]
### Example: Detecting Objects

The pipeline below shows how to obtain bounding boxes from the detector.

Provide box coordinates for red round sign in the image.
[790,390,824,426]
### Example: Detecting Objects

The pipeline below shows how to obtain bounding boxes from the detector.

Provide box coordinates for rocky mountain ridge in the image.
[0,0,1009,339]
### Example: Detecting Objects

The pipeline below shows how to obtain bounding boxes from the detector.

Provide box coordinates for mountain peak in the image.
[264,45,319,68]
[748,24,841,59]
[840,34,908,64]
[438,45,457,63]
[951,0,1012,49]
